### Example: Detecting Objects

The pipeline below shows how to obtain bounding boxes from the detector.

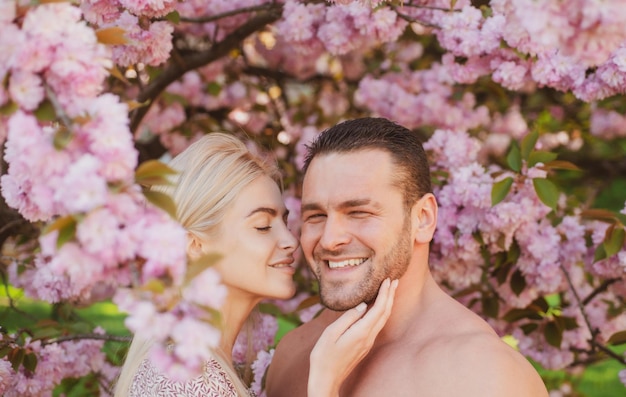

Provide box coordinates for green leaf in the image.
[542,160,581,171]
[23,352,38,373]
[494,262,512,285]
[0,345,11,358]
[527,297,549,314]
[594,242,607,263]
[507,240,521,264]
[521,130,539,160]
[491,177,514,206]
[481,296,499,318]
[533,178,558,210]
[0,101,18,116]
[143,190,177,218]
[608,330,626,345]
[95,27,127,45]
[141,279,166,294]
[53,126,73,150]
[520,323,538,335]
[506,142,522,172]
[528,151,558,167]
[43,215,75,235]
[43,216,77,248]
[544,321,562,348]
[544,293,561,308]
[603,226,625,258]
[581,208,620,222]
[503,308,541,323]
[207,82,222,97]
[165,10,180,24]
[184,253,222,285]
[56,219,77,249]
[8,347,25,372]
[555,316,578,331]
[510,269,526,296]
[34,99,56,122]
[135,160,177,187]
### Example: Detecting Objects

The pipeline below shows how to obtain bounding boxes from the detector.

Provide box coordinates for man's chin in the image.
[320,292,376,311]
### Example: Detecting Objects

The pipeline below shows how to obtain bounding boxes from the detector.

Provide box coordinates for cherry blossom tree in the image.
[1,0,626,395]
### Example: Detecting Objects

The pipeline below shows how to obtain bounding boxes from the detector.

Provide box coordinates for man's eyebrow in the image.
[246,207,289,218]
[337,199,371,209]
[301,199,374,213]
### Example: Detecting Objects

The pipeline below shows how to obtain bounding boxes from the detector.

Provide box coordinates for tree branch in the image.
[43,333,131,345]
[582,278,621,306]
[560,263,598,339]
[179,4,278,24]
[129,3,284,133]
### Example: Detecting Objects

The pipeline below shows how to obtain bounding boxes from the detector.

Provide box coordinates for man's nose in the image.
[319,215,350,250]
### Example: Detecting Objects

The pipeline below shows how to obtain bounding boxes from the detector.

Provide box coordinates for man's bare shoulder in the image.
[266,310,337,397]
[382,328,549,397]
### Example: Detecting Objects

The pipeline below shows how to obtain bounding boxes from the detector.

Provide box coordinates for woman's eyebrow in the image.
[246,207,289,218]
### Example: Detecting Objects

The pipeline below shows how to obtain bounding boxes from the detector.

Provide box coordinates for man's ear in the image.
[411,193,438,244]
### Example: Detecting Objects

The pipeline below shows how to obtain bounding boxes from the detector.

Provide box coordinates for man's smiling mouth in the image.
[327,258,368,269]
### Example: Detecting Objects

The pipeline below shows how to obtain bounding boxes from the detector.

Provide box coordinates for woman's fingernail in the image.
[355,302,367,312]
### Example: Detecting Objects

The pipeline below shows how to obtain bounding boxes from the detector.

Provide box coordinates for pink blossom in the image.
[8,71,44,112]
[0,358,13,394]
[120,0,178,18]
[424,129,481,169]
[250,349,275,397]
[183,268,227,309]
[233,313,278,365]
[55,154,108,214]
[131,213,187,284]
[110,12,173,66]
[171,318,222,370]
[80,0,123,25]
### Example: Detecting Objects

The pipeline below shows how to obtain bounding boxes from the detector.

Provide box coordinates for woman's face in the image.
[212,175,298,302]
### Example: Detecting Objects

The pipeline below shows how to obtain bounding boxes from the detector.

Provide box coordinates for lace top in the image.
[130,357,254,397]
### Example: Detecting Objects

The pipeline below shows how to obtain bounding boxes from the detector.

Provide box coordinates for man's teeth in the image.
[271,264,291,268]
[328,258,367,269]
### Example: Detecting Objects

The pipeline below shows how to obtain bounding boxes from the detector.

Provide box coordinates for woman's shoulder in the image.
[130,357,244,397]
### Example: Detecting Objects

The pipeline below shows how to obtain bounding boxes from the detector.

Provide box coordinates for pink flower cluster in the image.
[425,128,626,368]
[277,0,406,56]
[433,0,626,101]
[0,330,107,397]
[0,3,111,115]
[1,0,226,384]
[81,0,174,67]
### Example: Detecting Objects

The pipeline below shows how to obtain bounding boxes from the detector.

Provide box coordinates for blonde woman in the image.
[114,133,397,397]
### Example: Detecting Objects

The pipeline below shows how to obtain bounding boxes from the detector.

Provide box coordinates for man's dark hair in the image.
[303,117,432,208]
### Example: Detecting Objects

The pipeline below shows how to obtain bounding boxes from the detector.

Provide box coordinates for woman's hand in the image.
[307,278,399,397]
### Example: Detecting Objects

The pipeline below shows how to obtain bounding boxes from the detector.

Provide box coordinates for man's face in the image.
[300,149,413,311]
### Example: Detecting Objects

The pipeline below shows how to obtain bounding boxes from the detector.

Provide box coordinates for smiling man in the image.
[266,118,548,397]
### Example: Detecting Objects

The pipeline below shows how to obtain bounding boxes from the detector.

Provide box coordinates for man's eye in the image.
[350,211,369,217]
[304,213,326,222]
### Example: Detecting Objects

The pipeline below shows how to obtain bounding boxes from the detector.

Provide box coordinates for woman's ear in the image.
[186,232,205,260]
[411,193,438,244]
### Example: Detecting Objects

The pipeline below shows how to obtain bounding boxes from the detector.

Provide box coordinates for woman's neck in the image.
[218,289,261,361]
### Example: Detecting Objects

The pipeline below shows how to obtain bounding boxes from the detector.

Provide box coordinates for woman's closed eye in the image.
[255,226,272,232]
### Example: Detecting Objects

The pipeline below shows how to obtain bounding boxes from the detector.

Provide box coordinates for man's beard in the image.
[317,215,412,311]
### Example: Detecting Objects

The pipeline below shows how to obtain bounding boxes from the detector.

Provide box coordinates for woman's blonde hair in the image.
[114,133,280,396]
